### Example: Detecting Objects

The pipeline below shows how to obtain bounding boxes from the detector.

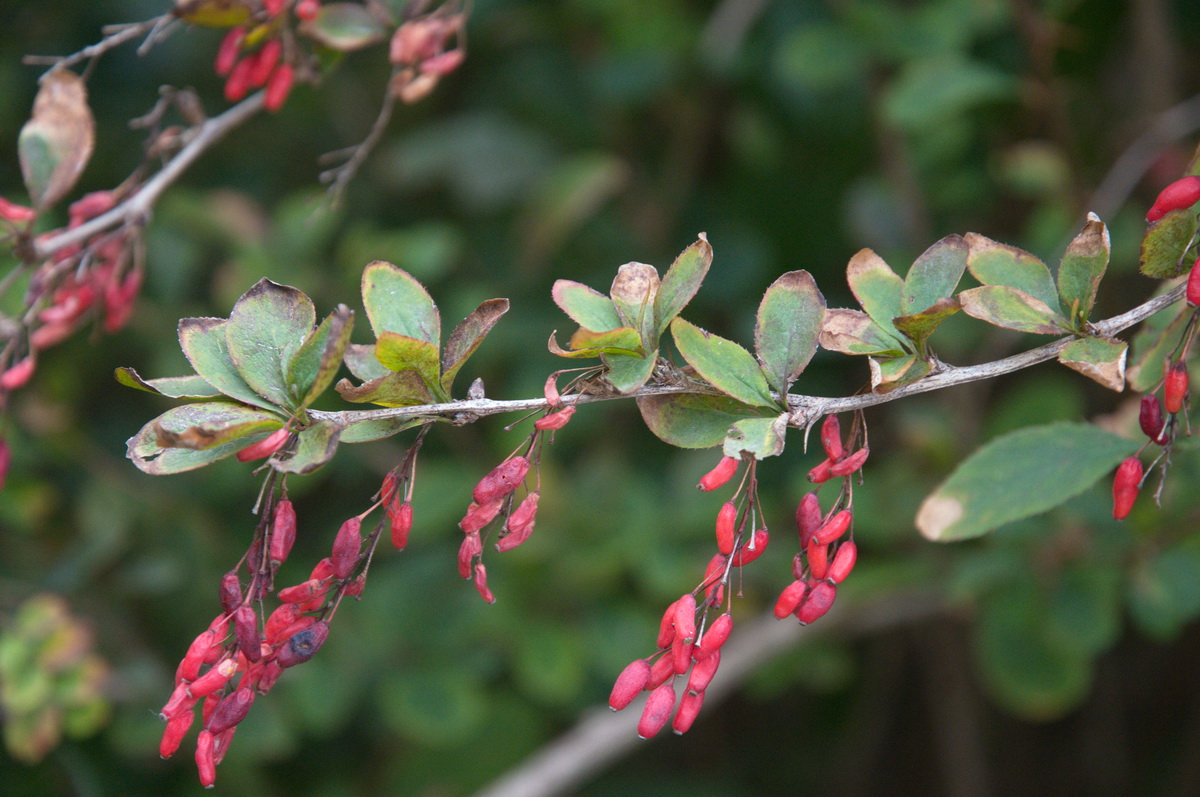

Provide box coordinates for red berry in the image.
[673,594,696,644]
[248,40,281,88]
[702,554,727,604]
[269,499,297,567]
[697,613,732,658]
[807,538,829,580]
[534,405,575,430]
[420,49,466,77]
[647,653,675,689]
[459,498,503,533]
[1140,394,1166,444]
[195,730,217,788]
[795,492,822,548]
[276,621,329,668]
[774,579,808,619]
[637,682,677,739]
[330,517,362,579]
[807,458,832,483]
[264,64,295,112]
[731,528,769,566]
[205,688,254,735]
[827,541,858,584]
[224,56,254,102]
[796,581,837,624]
[472,563,495,603]
[1147,176,1200,222]
[215,27,245,77]
[686,649,720,694]
[1188,257,1200,307]
[820,415,844,460]
[295,0,320,20]
[671,635,693,674]
[159,710,193,759]
[235,427,289,462]
[0,356,35,391]
[1112,456,1143,521]
[218,570,241,615]
[457,532,482,579]
[472,456,531,504]
[829,447,869,477]
[656,600,678,649]
[496,492,538,552]
[714,501,736,555]
[698,456,738,492]
[389,500,413,550]
[0,197,35,223]
[813,510,852,545]
[609,659,651,711]
[672,689,705,735]
[1165,361,1189,415]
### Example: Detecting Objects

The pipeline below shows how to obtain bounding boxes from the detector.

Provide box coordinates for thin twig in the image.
[309,283,1186,430]
[32,92,266,261]
[23,16,170,72]
[318,75,400,207]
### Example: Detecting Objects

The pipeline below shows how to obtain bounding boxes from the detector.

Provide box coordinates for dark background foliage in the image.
[3,1,1200,794]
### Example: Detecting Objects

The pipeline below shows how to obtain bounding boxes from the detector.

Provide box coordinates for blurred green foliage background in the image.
[3,0,1200,794]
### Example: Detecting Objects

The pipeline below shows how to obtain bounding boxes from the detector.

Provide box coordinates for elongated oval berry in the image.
[797,581,837,625]
[686,649,720,694]
[460,498,504,533]
[497,492,539,552]
[534,406,575,430]
[1147,176,1200,222]
[715,501,736,555]
[807,458,832,484]
[672,689,705,735]
[807,538,829,580]
[473,563,495,603]
[310,558,335,581]
[697,613,732,658]
[829,447,869,477]
[160,682,197,720]
[330,517,362,579]
[1112,456,1143,520]
[269,499,297,567]
[703,554,727,604]
[276,579,325,605]
[276,621,329,668]
[674,594,697,644]
[159,709,193,759]
[473,456,531,504]
[698,456,739,492]
[188,658,237,698]
[637,682,677,739]
[264,604,300,645]
[215,27,245,77]
[224,55,254,103]
[609,658,652,711]
[795,492,821,547]
[827,541,858,584]
[657,600,678,649]
[218,571,241,615]
[544,373,562,407]
[390,500,413,550]
[205,688,254,735]
[774,580,808,619]
[233,605,261,663]
[195,730,217,788]
[458,532,482,579]
[1139,394,1166,444]
[647,652,676,689]
[0,196,36,223]
[248,40,281,88]
[236,427,289,462]
[731,528,769,566]
[0,356,35,391]
[1165,361,1189,415]
[1189,257,1200,307]
[813,510,852,545]
[820,415,844,461]
[264,63,295,112]
[671,636,693,674]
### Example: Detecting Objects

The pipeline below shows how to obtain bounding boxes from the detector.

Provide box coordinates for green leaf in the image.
[374,331,441,392]
[1056,336,1126,392]
[1056,214,1110,326]
[286,305,354,410]
[892,296,961,350]
[958,285,1068,334]
[754,270,826,394]
[273,421,341,475]
[819,309,908,356]
[1128,544,1200,640]
[142,401,283,451]
[440,298,509,393]
[846,248,903,336]
[361,261,441,348]
[343,343,389,382]
[178,318,278,411]
[300,2,387,52]
[335,371,435,407]
[341,417,429,444]
[609,262,659,346]
[114,368,220,399]
[600,349,657,393]
[916,422,1139,541]
[551,280,622,332]
[901,234,967,315]
[18,71,94,209]
[654,234,712,335]
[964,233,1061,312]
[567,326,644,354]
[225,279,316,410]
[869,352,931,393]
[126,426,250,475]
[670,318,776,408]
[1139,207,1198,279]
[636,393,764,449]
[722,414,789,460]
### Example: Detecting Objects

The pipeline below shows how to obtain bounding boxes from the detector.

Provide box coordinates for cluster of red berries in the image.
[388,7,466,104]
[215,26,295,111]
[1110,176,1200,520]
[0,190,141,396]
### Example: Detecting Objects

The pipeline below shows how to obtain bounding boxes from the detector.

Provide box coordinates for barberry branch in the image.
[32,91,266,261]
[22,16,173,72]
[308,282,1185,430]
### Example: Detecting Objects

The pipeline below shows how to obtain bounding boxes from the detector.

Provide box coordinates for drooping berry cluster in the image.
[387,4,467,104]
